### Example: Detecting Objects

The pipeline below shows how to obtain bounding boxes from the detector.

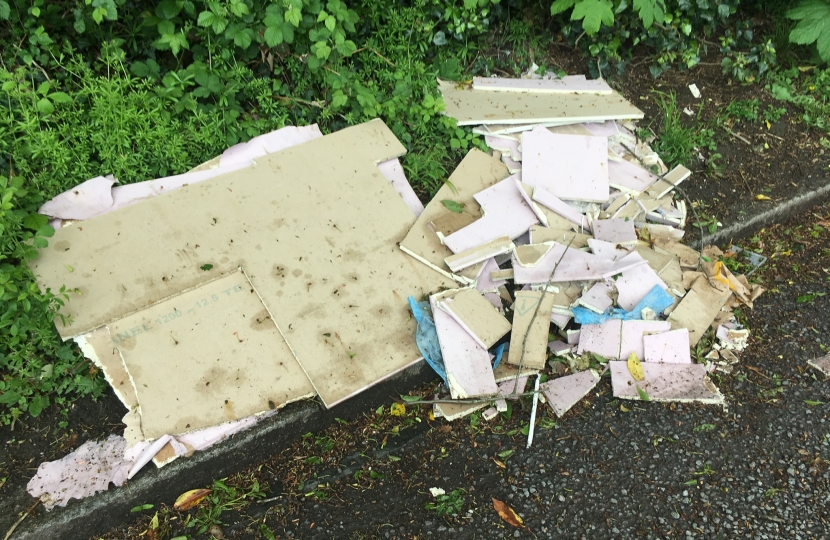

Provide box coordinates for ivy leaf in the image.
[787,0,830,63]
[571,0,614,35]
[633,0,664,29]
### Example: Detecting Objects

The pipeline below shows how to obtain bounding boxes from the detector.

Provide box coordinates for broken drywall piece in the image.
[476,258,507,292]
[614,253,669,311]
[529,226,592,247]
[472,76,612,94]
[400,148,510,281]
[27,435,133,510]
[39,176,117,221]
[76,327,138,410]
[689,84,701,98]
[513,242,613,284]
[808,354,830,376]
[577,319,622,360]
[716,325,749,351]
[540,369,601,417]
[548,341,573,356]
[438,79,644,126]
[550,311,572,329]
[443,177,538,254]
[484,135,522,160]
[434,400,488,421]
[607,158,660,195]
[521,126,609,202]
[668,276,731,346]
[431,295,499,399]
[508,291,556,369]
[652,238,699,269]
[572,284,674,325]
[445,236,516,273]
[609,361,723,404]
[588,238,631,261]
[439,288,512,349]
[619,320,672,360]
[644,165,692,200]
[531,186,592,230]
[578,282,615,314]
[592,218,637,245]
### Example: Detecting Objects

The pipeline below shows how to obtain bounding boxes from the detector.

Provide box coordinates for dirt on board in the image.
[1,39,829,537]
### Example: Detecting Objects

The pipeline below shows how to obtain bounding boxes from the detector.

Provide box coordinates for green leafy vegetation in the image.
[786,0,830,64]
[425,488,465,516]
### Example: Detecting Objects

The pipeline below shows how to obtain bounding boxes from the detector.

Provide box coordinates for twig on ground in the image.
[4,500,40,540]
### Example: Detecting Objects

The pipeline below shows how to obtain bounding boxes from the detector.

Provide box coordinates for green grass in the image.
[650,91,717,169]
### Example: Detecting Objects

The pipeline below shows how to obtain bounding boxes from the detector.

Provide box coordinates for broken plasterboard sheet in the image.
[618,320,672,360]
[607,158,660,195]
[531,187,592,231]
[75,327,138,409]
[577,319,622,360]
[587,238,631,261]
[512,242,613,284]
[400,149,510,281]
[591,218,637,245]
[471,76,612,94]
[443,177,538,254]
[484,135,522,160]
[643,329,691,363]
[808,354,830,376]
[652,238,700,269]
[493,360,539,382]
[39,176,117,221]
[644,165,692,200]
[614,253,669,311]
[540,369,601,417]
[476,258,506,292]
[430,295,499,399]
[508,291,557,369]
[191,124,324,171]
[434,400,488,421]
[668,276,731,347]
[578,282,615,314]
[438,79,644,126]
[609,361,723,404]
[521,127,609,203]
[27,434,132,510]
[529,226,591,247]
[33,120,452,407]
[109,270,315,439]
[438,288,511,349]
[445,236,515,273]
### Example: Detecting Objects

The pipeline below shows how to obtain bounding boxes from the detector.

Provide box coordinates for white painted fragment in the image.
[540,369,601,417]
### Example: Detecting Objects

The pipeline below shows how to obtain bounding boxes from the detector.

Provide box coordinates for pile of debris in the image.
[25,71,763,508]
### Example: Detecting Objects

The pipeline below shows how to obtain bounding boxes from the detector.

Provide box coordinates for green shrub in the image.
[786,0,830,64]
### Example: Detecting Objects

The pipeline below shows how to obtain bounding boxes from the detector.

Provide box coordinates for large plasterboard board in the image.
[438,80,644,126]
[109,270,315,439]
[32,119,452,407]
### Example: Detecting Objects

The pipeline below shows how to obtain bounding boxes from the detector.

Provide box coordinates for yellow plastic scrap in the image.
[711,261,733,289]
[627,352,645,381]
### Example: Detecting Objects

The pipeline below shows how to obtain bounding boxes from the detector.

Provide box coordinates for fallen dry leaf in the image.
[755,194,772,201]
[627,352,644,381]
[492,498,524,528]
[173,488,212,511]
[492,458,506,469]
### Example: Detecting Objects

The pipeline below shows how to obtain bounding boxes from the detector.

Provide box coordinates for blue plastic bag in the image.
[573,285,675,325]
[408,296,447,384]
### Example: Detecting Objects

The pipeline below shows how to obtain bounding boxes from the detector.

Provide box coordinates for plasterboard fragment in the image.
[578,282,615,314]
[531,187,592,230]
[577,319,622,360]
[76,327,138,409]
[484,134,522,160]
[513,242,612,284]
[550,311,572,329]
[614,253,669,311]
[493,360,539,382]
[428,210,480,238]
[472,76,612,94]
[548,341,573,356]
[508,291,556,369]
[540,369,601,417]
[434,401,487,421]
[652,238,700,269]
[588,238,631,261]
[491,269,514,281]
[645,165,692,199]
[445,236,515,273]
[592,218,637,245]
[443,177,538,253]
[39,176,117,221]
[439,288,512,349]
[807,354,830,376]
[619,320,672,360]
[668,276,731,346]
[521,127,610,203]
[438,79,644,126]
[609,361,723,404]
[431,295,499,399]
[607,158,660,195]
[400,148,510,280]
[377,158,425,217]
[529,226,591,247]
[567,329,581,344]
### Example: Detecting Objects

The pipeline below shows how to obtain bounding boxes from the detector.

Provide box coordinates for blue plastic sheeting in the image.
[408,296,447,384]
[491,342,507,370]
[573,285,675,325]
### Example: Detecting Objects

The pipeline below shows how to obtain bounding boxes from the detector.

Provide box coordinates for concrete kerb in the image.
[6,178,829,540]
[6,361,435,540]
